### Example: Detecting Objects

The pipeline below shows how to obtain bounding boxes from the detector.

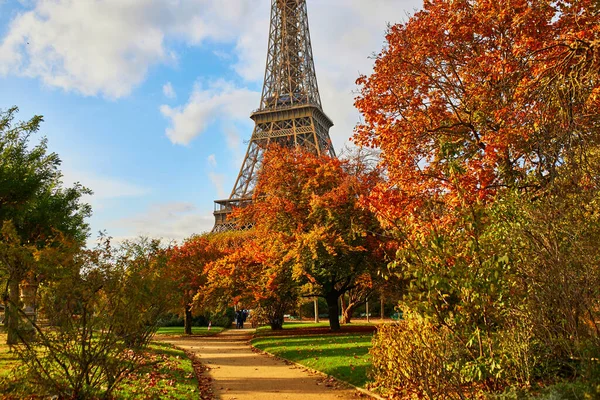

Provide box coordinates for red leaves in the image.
[354,0,600,243]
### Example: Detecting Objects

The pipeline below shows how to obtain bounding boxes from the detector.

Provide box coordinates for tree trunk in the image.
[314,298,319,323]
[7,280,21,345]
[340,295,347,324]
[342,302,357,324]
[269,318,283,330]
[326,293,340,331]
[380,296,385,320]
[269,311,284,330]
[184,304,193,335]
[2,292,7,327]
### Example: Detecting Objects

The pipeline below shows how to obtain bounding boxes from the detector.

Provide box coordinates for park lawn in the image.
[280,321,331,329]
[155,326,224,336]
[0,332,20,378]
[114,341,201,399]
[252,332,374,388]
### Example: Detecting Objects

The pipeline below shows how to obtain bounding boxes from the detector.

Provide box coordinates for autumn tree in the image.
[167,232,244,334]
[0,107,91,345]
[235,145,388,331]
[354,0,600,396]
[356,0,599,206]
[168,234,218,335]
[197,230,298,330]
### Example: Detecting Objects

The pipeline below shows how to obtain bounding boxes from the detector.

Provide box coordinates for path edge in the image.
[154,338,218,400]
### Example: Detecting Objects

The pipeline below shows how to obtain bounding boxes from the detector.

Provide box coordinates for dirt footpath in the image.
[163,329,363,400]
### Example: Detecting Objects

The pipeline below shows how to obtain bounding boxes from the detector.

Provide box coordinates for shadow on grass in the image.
[155,326,224,336]
[255,324,377,338]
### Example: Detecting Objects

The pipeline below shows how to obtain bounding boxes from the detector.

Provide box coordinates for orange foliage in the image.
[166,232,244,312]
[354,0,600,233]
[233,145,393,330]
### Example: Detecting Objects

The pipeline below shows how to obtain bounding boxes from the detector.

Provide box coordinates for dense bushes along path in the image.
[162,329,364,400]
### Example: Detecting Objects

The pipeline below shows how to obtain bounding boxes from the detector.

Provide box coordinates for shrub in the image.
[370,316,481,399]
[9,237,172,399]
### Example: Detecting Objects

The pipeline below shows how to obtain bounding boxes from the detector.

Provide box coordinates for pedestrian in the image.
[235,310,243,329]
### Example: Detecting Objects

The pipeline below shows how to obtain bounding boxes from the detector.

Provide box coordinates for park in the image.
[1,0,600,398]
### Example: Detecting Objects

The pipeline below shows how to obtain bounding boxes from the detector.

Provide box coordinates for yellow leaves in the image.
[0,220,36,273]
[0,220,19,243]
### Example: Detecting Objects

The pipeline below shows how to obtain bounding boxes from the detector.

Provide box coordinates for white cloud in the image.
[162,82,176,99]
[110,202,215,242]
[208,172,227,199]
[223,124,243,152]
[1,0,169,98]
[160,79,259,146]
[61,169,150,213]
[213,49,232,60]
[207,154,217,168]
[0,0,420,105]
[0,0,266,98]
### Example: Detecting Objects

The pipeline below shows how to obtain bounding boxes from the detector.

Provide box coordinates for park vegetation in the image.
[353,0,600,397]
[1,0,599,398]
[0,108,206,398]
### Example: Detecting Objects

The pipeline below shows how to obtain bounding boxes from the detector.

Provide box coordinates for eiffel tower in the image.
[212,0,336,232]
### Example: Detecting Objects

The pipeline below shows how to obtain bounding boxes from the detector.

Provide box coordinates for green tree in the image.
[0,106,91,345]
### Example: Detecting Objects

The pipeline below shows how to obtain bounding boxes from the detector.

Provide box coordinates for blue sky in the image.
[0,0,422,244]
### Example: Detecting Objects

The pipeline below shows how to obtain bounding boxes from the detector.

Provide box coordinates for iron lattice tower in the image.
[212,0,335,232]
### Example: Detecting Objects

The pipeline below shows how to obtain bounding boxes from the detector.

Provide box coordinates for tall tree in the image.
[0,107,91,344]
[353,0,600,394]
[167,232,241,334]
[236,145,388,331]
[199,230,299,330]
[354,0,600,224]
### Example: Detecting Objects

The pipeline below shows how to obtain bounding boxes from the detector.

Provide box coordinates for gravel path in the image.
[162,328,363,400]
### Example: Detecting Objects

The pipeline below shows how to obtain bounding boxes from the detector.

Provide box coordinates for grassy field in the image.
[115,342,201,399]
[155,326,224,336]
[0,332,20,379]
[252,331,374,388]
[255,321,330,335]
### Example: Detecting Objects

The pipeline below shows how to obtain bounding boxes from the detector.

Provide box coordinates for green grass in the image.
[280,321,332,329]
[252,332,374,388]
[115,342,199,399]
[155,326,224,336]
[0,332,20,379]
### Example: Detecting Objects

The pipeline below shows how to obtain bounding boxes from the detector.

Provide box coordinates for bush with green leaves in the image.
[371,187,600,398]
[9,236,173,399]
